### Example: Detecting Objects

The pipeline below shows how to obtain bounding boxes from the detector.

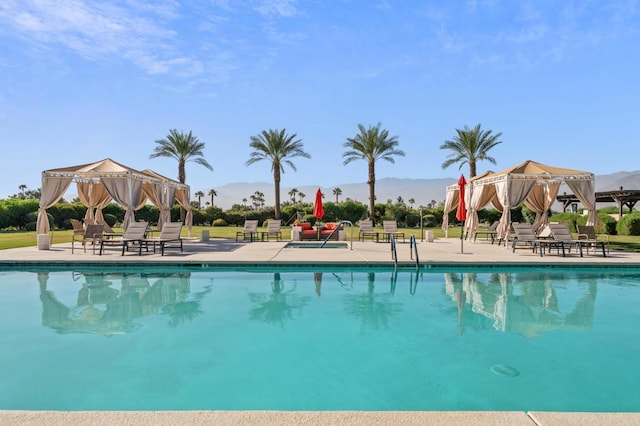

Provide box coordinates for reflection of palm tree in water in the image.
[314,272,323,297]
[344,272,403,333]
[249,273,311,328]
[455,287,466,334]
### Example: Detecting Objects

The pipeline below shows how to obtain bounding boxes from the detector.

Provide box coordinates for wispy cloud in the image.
[0,0,177,70]
[0,0,308,91]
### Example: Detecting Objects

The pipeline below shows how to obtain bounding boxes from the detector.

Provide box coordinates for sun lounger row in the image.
[511,222,607,257]
[71,221,184,256]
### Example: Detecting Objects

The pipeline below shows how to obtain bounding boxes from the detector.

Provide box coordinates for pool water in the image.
[0,266,639,412]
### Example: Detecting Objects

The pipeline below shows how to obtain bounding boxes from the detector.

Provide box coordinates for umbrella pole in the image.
[460,220,464,253]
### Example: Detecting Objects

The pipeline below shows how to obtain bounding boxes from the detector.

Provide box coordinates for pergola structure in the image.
[557,187,640,217]
[36,158,191,235]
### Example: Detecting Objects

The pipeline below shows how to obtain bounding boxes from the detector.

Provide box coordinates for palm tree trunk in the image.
[274,168,281,220]
[368,161,376,220]
[470,160,477,178]
[178,160,186,222]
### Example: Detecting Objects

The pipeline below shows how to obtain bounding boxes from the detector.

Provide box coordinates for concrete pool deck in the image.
[1,236,639,425]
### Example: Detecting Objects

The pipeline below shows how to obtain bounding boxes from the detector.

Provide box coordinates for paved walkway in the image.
[1,236,638,266]
[1,236,639,425]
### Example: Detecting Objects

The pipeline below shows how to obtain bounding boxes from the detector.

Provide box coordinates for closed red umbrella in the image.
[313,188,324,220]
[456,175,467,253]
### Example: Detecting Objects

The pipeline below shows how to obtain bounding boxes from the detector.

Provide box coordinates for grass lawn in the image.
[1,225,639,252]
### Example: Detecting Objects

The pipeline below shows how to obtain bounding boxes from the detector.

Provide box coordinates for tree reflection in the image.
[248,273,311,328]
[343,272,403,333]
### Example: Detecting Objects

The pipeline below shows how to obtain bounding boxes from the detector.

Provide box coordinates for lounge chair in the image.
[382,220,405,243]
[72,223,104,254]
[576,225,609,256]
[236,219,259,242]
[261,220,282,241]
[548,223,584,256]
[144,222,183,255]
[473,221,499,243]
[99,221,149,256]
[70,219,86,239]
[99,221,123,239]
[358,219,379,242]
[511,222,564,256]
[511,222,540,253]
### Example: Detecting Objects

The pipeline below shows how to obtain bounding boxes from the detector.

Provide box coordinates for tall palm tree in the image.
[298,192,306,204]
[208,189,217,207]
[440,123,503,178]
[194,191,205,209]
[288,188,299,203]
[408,198,415,209]
[246,129,310,220]
[333,187,342,203]
[343,123,405,219]
[150,129,213,184]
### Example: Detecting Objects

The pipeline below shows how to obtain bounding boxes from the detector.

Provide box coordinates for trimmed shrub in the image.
[548,212,581,232]
[213,218,227,226]
[405,214,420,228]
[103,213,118,227]
[617,212,640,236]
[423,214,436,227]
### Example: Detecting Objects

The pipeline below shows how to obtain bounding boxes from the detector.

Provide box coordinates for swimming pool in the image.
[0,265,639,412]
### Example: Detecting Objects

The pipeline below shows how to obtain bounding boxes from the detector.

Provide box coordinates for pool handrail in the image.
[390,234,398,269]
[319,220,354,249]
[409,234,420,271]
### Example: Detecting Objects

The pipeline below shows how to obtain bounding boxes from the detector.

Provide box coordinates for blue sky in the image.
[1,0,639,199]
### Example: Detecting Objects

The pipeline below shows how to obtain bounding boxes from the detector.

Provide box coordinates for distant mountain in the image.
[211,171,640,210]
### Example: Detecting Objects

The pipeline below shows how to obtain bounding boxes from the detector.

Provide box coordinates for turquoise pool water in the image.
[0,265,639,412]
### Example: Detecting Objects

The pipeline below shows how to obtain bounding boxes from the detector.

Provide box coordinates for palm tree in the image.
[208,189,217,207]
[18,184,27,195]
[333,187,342,203]
[288,188,299,203]
[343,123,405,219]
[246,129,310,220]
[408,198,415,209]
[440,123,503,178]
[150,129,213,184]
[298,192,306,204]
[194,191,205,209]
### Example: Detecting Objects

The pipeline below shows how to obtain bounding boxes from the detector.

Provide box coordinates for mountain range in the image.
[208,170,640,210]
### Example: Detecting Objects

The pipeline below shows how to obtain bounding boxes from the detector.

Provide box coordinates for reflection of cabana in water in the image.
[36,158,192,237]
[444,272,597,338]
[38,271,192,335]
[442,160,596,242]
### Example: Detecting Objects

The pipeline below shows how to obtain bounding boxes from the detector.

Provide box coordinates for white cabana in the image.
[37,158,190,235]
[443,160,596,241]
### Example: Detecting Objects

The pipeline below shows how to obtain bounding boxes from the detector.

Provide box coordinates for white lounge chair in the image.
[382,220,405,243]
[261,220,282,241]
[99,221,148,256]
[358,219,379,242]
[144,222,183,255]
[236,219,259,242]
